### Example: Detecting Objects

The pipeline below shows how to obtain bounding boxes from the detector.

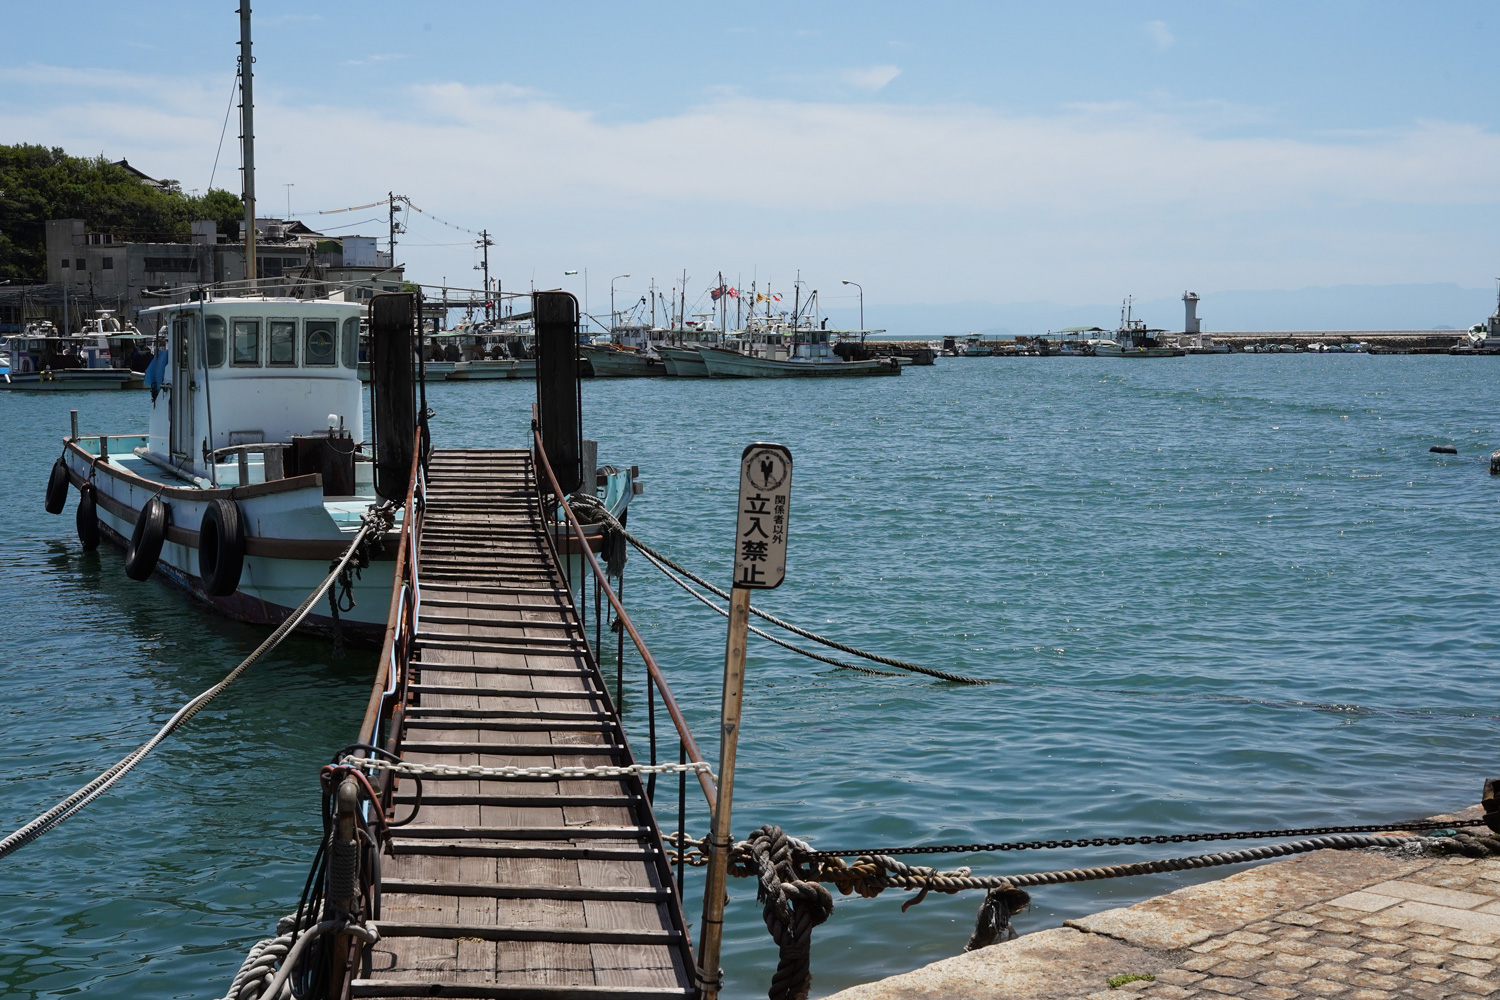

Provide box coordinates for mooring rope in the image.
[0,504,396,861]
[631,543,904,678]
[720,824,1432,1000]
[610,515,988,684]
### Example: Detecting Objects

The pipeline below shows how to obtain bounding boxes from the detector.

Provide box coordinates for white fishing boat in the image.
[47,296,401,641]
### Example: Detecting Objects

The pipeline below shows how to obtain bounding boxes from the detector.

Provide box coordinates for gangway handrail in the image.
[532,420,718,812]
[358,424,426,752]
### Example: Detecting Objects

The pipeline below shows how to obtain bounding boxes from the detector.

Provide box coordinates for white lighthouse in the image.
[1183,291,1201,335]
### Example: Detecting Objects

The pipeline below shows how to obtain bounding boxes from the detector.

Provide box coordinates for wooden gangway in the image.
[352,447,701,999]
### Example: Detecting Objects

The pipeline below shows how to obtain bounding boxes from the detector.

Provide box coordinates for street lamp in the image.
[841,279,864,337]
[564,269,588,327]
[610,274,630,333]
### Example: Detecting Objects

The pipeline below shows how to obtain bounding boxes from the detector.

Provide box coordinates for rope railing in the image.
[530,419,718,813]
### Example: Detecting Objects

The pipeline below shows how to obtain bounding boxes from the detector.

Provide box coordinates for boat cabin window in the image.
[268,319,297,367]
[232,319,261,366]
[205,315,226,366]
[341,318,359,368]
[305,319,337,366]
[172,313,197,367]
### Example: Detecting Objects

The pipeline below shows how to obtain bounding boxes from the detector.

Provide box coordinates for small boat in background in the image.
[1,314,148,390]
[1093,297,1185,358]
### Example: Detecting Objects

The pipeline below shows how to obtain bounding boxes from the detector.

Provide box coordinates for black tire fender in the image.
[45,458,70,514]
[76,483,100,551]
[125,497,169,581]
[198,498,245,597]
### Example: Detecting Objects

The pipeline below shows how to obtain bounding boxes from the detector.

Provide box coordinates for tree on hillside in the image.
[0,144,244,282]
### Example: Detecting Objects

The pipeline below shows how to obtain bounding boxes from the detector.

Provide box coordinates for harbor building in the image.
[31,217,403,331]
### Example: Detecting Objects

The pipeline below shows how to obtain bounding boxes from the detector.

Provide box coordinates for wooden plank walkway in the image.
[353,448,697,1000]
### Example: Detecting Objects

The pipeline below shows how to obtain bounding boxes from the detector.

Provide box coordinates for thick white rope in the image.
[0,507,393,860]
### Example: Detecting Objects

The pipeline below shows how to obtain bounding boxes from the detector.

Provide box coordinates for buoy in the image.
[76,483,100,551]
[125,497,170,581]
[198,499,246,596]
[45,459,70,514]
[1430,445,1458,455]
[1491,449,1500,476]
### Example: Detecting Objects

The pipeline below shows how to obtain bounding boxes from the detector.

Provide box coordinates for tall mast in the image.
[238,4,256,287]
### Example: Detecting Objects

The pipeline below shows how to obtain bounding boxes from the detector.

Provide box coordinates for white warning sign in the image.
[733,443,793,590]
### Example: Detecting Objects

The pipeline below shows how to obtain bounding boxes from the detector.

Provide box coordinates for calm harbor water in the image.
[3,355,1499,998]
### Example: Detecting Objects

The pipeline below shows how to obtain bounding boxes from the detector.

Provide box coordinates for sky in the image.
[2,1,1498,331]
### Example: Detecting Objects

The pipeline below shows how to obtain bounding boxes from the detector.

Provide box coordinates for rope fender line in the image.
[0,502,398,862]
[612,517,989,685]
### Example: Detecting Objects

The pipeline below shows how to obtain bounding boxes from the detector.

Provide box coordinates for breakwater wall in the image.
[874,330,1473,354]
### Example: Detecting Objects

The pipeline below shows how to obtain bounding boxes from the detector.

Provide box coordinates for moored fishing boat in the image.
[1093,296,1186,358]
[579,343,665,377]
[698,329,901,377]
[47,295,402,640]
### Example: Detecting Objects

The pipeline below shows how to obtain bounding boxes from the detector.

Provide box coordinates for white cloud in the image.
[2,69,1497,301]
[342,53,409,66]
[1145,20,1175,51]
[841,65,902,92]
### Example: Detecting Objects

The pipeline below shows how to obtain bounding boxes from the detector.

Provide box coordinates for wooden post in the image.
[697,583,751,1000]
[69,410,78,442]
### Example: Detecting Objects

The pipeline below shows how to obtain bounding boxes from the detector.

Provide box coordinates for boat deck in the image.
[355,448,695,1000]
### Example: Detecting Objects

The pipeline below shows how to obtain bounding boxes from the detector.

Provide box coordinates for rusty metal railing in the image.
[358,423,426,776]
[531,420,718,814]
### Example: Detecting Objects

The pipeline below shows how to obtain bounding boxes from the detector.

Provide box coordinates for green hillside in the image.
[0,144,242,282]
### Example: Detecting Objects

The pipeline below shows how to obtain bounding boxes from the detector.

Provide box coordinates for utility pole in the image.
[476,229,493,322]
[238,4,256,287]
[388,192,405,269]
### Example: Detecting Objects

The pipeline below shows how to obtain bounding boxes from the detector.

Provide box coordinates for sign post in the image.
[697,443,793,1000]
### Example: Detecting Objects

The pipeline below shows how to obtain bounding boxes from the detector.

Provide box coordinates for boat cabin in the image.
[142,297,365,489]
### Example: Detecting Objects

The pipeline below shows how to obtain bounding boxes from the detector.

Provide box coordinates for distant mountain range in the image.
[837,283,1498,339]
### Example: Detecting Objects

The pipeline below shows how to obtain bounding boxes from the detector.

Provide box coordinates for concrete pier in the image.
[824,808,1496,1000]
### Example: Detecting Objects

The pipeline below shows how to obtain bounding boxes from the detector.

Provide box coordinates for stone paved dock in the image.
[824,810,1497,1000]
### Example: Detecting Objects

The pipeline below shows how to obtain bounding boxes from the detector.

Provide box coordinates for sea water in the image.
[2,355,1498,998]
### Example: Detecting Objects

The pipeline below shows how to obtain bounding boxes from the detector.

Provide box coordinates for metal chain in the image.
[797,817,1476,859]
[660,818,1477,869]
[341,756,713,781]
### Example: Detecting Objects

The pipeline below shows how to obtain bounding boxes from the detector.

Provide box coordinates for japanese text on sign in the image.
[733,443,792,589]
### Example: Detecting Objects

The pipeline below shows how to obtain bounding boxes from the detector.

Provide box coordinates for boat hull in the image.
[1094,346,1186,358]
[2,368,142,390]
[659,347,710,377]
[62,439,396,643]
[445,359,537,380]
[359,361,458,383]
[580,346,665,377]
[697,347,901,377]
